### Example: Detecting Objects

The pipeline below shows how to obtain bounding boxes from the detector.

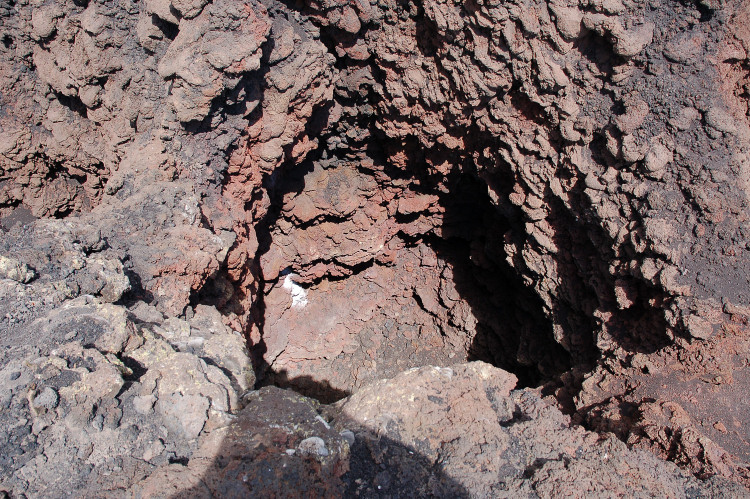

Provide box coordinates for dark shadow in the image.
[340,424,471,498]
[150,14,179,42]
[572,30,624,76]
[262,369,350,404]
[174,383,470,498]
[602,293,672,353]
[0,206,36,231]
[429,171,576,388]
[119,267,155,306]
[52,92,89,119]
[2,34,14,49]
[575,398,642,442]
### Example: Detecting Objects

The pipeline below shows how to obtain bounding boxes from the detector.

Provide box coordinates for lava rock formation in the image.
[1,0,750,495]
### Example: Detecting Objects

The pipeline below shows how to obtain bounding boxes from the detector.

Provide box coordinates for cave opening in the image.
[182,0,592,402]
[184,0,608,406]
[432,171,574,388]
[232,136,579,403]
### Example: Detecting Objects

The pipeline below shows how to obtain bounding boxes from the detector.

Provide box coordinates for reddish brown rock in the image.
[334,362,733,497]
[1,0,750,494]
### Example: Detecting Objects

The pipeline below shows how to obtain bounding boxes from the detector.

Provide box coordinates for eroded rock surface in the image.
[334,362,742,497]
[0,293,254,496]
[1,0,750,494]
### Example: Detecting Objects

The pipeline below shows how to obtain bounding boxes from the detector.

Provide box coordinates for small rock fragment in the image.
[615,98,649,134]
[142,439,165,462]
[685,315,714,340]
[33,387,59,411]
[0,256,36,283]
[643,141,673,178]
[550,5,586,40]
[614,23,655,57]
[340,430,355,446]
[670,107,700,131]
[705,107,737,135]
[133,394,157,415]
[337,6,361,34]
[298,436,329,457]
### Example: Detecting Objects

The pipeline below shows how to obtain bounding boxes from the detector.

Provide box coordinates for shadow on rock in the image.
[261,370,351,404]
[138,385,469,498]
[131,362,734,498]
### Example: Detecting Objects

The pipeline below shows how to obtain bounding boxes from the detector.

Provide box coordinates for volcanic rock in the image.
[1,0,750,494]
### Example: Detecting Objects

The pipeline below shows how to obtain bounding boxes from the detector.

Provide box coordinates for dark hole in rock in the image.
[53,92,88,119]
[120,356,147,383]
[151,14,179,42]
[230,147,581,403]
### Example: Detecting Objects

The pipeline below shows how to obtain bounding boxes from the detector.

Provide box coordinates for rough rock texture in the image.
[2,0,750,494]
[132,386,350,498]
[334,362,743,497]
[286,0,750,365]
[0,291,254,496]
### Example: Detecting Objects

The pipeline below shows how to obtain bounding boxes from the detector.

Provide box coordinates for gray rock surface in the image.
[334,362,740,497]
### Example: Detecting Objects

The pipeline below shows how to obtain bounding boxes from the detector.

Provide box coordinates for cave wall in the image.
[294,0,750,354]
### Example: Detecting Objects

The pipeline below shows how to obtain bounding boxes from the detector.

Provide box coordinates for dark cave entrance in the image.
[190,0,602,404]
[234,144,579,403]
[431,172,574,389]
